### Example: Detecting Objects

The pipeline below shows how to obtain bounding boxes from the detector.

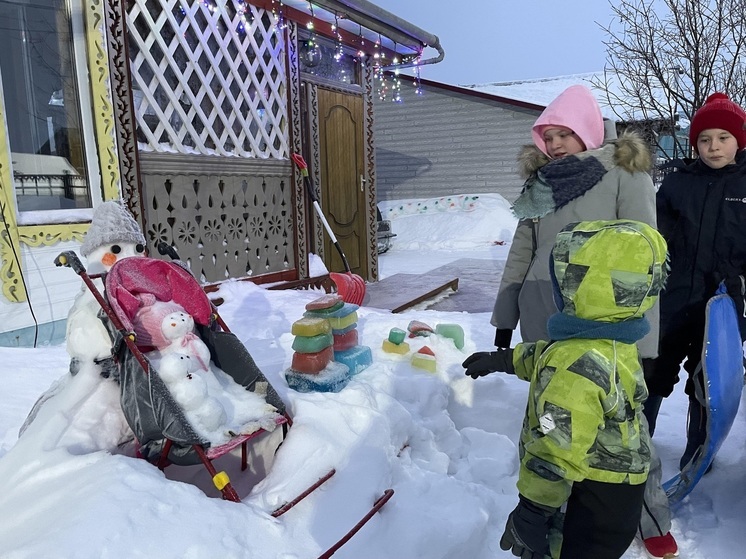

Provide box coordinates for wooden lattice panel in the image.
[127,0,288,158]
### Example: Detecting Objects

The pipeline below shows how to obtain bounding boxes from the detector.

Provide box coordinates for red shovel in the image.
[292,153,366,306]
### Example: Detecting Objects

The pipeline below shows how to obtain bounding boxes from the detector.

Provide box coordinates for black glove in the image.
[494,328,513,349]
[500,496,555,559]
[462,348,514,379]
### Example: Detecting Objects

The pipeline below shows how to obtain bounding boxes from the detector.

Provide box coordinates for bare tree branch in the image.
[590,0,746,161]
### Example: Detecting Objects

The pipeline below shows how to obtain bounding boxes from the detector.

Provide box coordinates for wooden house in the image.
[373,72,678,203]
[374,75,544,204]
[0,0,443,346]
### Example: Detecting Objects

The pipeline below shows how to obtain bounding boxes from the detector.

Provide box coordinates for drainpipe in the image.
[309,0,445,70]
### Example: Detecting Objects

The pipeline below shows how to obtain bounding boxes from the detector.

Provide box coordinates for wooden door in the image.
[317,88,368,279]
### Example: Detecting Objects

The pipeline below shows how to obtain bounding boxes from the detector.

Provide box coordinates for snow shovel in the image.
[291,153,366,305]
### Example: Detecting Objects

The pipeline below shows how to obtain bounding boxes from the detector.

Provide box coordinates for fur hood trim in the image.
[517,130,652,179]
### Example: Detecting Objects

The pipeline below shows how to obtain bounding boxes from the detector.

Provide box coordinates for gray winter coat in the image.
[491,131,660,358]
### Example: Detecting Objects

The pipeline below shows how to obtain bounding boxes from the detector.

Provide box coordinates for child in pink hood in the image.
[477,84,679,558]
[531,84,605,158]
[491,84,657,353]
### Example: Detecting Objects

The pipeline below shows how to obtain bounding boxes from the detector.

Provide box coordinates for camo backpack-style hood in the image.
[551,220,668,323]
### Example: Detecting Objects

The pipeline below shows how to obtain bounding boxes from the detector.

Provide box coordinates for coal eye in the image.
[111,245,121,254]
[135,243,145,253]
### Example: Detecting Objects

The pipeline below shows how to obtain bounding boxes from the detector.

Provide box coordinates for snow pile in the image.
[0,192,742,559]
[379,193,517,250]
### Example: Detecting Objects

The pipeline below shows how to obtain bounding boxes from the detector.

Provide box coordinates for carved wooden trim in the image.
[18,224,90,247]
[287,21,308,279]
[103,0,146,230]
[85,0,121,201]
[363,61,378,281]
[137,167,294,283]
[0,91,26,302]
[307,83,325,262]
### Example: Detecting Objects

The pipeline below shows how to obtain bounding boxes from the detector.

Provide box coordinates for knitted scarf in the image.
[547,312,650,344]
[512,143,616,220]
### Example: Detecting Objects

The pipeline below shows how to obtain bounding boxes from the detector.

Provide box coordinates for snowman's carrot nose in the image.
[101,253,117,267]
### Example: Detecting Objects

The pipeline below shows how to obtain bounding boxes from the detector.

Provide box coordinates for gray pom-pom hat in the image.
[81,201,146,257]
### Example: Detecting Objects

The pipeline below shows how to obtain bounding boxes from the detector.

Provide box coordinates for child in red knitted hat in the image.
[687,92,746,167]
[645,92,746,481]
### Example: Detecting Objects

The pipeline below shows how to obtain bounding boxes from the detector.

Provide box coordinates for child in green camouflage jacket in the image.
[464,220,668,559]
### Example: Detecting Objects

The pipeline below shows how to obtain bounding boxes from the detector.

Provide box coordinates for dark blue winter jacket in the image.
[656,150,746,334]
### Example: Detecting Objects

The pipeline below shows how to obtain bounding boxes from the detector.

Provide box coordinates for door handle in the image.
[360,175,366,192]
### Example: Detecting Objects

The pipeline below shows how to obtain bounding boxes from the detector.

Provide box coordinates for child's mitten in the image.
[462,348,514,379]
[500,495,556,559]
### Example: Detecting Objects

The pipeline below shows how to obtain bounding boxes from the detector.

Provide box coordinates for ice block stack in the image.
[284,295,351,393]
[304,294,372,376]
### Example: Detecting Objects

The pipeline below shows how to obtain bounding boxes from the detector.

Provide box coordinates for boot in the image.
[642,532,679,559]
[679,398,709,472]
[642,394,663,437]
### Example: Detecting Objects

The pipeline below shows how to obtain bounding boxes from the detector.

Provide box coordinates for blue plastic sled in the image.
[663,283,744,506]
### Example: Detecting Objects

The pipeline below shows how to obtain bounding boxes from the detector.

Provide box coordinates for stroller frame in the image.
[55,250,290,502]
[55,249,394,556]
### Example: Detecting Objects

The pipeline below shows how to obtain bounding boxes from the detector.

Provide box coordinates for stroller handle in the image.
[55,251,86,274]
[158,242,181,261]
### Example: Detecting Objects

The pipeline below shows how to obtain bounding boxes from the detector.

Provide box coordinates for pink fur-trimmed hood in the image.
[532,84,604,156]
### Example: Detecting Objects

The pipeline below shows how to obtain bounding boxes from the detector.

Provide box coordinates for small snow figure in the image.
[160,310,211,371]
[132,296,228,435]
[132,295,211,371]
[158,352,198,383]
[156,352,227,433]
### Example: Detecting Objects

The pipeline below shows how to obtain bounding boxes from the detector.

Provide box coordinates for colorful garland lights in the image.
[189,0,423,100]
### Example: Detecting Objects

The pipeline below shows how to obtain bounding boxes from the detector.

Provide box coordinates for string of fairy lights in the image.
[187,0,423,101]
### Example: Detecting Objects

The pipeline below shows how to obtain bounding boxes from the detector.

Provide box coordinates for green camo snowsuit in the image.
[512,220,668,509]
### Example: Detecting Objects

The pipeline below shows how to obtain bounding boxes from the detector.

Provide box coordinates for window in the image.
[0,0,92,212]
[298,31,361,86]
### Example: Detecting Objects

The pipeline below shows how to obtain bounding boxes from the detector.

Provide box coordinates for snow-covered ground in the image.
[1,193,744,558]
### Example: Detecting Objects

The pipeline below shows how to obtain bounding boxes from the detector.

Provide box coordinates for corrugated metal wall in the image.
[373,82,541,204]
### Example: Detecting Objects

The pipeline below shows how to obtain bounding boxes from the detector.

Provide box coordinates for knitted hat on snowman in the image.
[132,294,186,349]
[81,200,146,257]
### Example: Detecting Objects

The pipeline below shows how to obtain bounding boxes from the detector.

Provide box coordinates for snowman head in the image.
[132,297,191,350]
[86,242,146,274]
[81,201,146,273]
[160,310,196,344]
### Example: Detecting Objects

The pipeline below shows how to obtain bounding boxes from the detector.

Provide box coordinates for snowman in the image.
[19,200,146,446]
[132,297,227,436]
[67,200,147,377]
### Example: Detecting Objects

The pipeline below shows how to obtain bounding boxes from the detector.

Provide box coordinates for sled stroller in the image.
[55,251,294,502]
[55,250,394,556]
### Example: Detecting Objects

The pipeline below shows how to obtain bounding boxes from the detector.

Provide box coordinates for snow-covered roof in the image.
[462,72,618,120]
[462,72,686,128]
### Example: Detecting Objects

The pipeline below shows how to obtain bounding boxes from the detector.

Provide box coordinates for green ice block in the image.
[388,327,406,345]
[292,331,334,353]
[435,323,465,349]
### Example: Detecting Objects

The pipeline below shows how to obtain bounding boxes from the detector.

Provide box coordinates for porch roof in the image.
[271,0,444,69]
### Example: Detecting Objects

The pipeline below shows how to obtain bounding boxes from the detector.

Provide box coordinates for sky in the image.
[370,0,614,86]
[1,192,745,558]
